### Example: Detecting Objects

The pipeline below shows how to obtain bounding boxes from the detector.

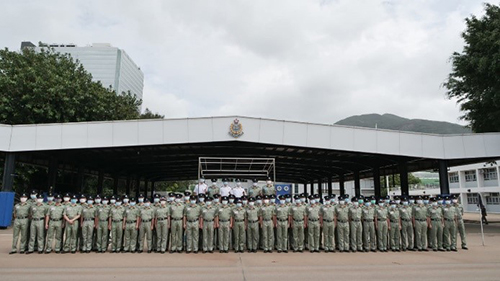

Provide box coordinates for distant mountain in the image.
[335,113,471,134]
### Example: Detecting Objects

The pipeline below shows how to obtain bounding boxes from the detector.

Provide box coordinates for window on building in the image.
[465,170,477,182]
[449,172,459,183]
[483,168,498,181]
[467,193,479,205]
[486,193,500,205]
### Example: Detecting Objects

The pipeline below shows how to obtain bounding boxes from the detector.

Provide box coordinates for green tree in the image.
[444,3,500,133]
[140,108,164,119]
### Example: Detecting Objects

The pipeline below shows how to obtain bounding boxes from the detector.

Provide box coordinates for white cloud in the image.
[0,0,485,125]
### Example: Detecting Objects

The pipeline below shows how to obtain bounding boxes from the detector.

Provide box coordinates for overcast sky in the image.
[1,0,486,125]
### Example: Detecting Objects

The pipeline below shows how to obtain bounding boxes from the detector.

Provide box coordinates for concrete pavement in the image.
[1,223,499,281]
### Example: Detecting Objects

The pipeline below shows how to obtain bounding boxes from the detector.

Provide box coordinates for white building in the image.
[21,42,144,101]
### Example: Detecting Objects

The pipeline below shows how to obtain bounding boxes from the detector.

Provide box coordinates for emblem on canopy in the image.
[229,118,244,138]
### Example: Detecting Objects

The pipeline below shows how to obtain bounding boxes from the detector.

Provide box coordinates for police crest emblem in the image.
[229,118,244,138]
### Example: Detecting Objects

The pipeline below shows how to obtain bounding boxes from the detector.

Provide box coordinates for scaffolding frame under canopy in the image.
[198,157,276,182]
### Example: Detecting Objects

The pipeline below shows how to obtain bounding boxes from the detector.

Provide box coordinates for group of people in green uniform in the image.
[10,178,468,255]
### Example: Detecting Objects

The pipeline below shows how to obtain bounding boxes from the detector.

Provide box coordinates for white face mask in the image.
[123,199,129,203]
[36,199,43,203]
[395,200,401,204]
[154,198,160,203]
[47,197,54,202]
[222,201,228,205]
[87,200,94,205]
[253,183,257,187]
[161,201,166,205]
[242,200,248,205]
[339,201,345,205]
[310,199,315,204]
[199,198,205,202]
[95,199,101,204]
[30,195,36,199]
[229,199,234,203]
[249,202,255,206]
[145,203,150,207]
[445,201,451,205]
[236,183,242,187]
[80,199,86,203]
[190,200,196,204]
[63,197,70,202]
[102,200,108,205]
[256,200,262,204]
[130,202,136,206]
[20,198,27,203]
[138,198,144,203]
[264,200,269,204]
[416,200,423,205]
[116,202,122,206]
[185,196,190,201]
[223,182,228,186]
[353,202,359,207]
[175,199,181,203]
[206,201,212,206]
[110,199,116,204]
[214,199,219,203]
[266,181,272,185]
[452,199,458,203]
[432,202,438,206]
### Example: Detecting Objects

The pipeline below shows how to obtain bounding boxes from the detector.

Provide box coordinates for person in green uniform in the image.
[138,198,155,253]
[349,196,363,252]
[427,197,444,251]
[260,195,275,253]
[399,196,414,251]
[452,194,468,250]
[80,195,96,253]
[217,196,232,253]
[412,195,429,251]
[306,194,321,253]
[201,196,217,253]
[45,194,65,253]
[248,178,262,198]
[291,195,306,252]
[276,195,291,253]
[246,197,260,253]
[321,195,336,253]
[262,177,276,197]
[169,194,185,253]
[27,194,47,254]
[110,196,125,253]
[442,196,458,251]
[375,196,389,252]
[362,196,376,252]
[232,198,246,253]
[63,195,82,253]
[184,195,202,253]
[335,195,350,252]
[11,193,31,254]
[208,179,220,198]
[388,200,402,251]
[154,196,170,253]
[123,197,140,253]
[96,196,110,253]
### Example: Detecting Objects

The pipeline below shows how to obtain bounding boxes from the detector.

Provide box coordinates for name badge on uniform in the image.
[126,210,129,213]
[416,208,420,211]
[33,208,37,211]
[16,206,20,209]
[234,211,238,214]
[187,208,191,211]
[51,207,55,211]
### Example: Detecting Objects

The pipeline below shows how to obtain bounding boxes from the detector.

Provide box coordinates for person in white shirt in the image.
[219,178,232,197]
[193,178,208,195]
[231,179,246,198]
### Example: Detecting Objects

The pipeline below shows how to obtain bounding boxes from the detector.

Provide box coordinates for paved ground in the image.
[1,222,499,281]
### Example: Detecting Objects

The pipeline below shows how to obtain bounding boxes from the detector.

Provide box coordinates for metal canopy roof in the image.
[1,116,500,183]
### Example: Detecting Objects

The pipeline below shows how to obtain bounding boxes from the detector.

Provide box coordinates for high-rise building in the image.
[21,42,144,101]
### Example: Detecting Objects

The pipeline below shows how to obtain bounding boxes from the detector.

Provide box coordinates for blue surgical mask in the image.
[145,203,150,207]
[71,199,77,204]
[30,195,36,199]
[310,199,315,204]
[403,202,409,206]
[95,199,101,204]
[87,200,94,205]
[123,199,129,203]
[138,198,144,203]
[424,200,429,204]
[286,198,291,203]
[206,201,212,206]
[280,200,286,204]
[47,197,54,202]
[236,203,242,207]
[256,200,262,204]
[199,198,205,202]
[154,198,160,203]
[214,199,219,203]
[371,200,376,204]
[229,199,234,203]
[445,201,451,205]
[249,202,255,206]
[365,202,371,207]
[190,200,196,204]
[222,201,228,205]
[102,200,108,205]
[379,203,384,207]
[130,202,136,206]
[116,202,122,206]
[391,205,396,208]
[110,199,116,204]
